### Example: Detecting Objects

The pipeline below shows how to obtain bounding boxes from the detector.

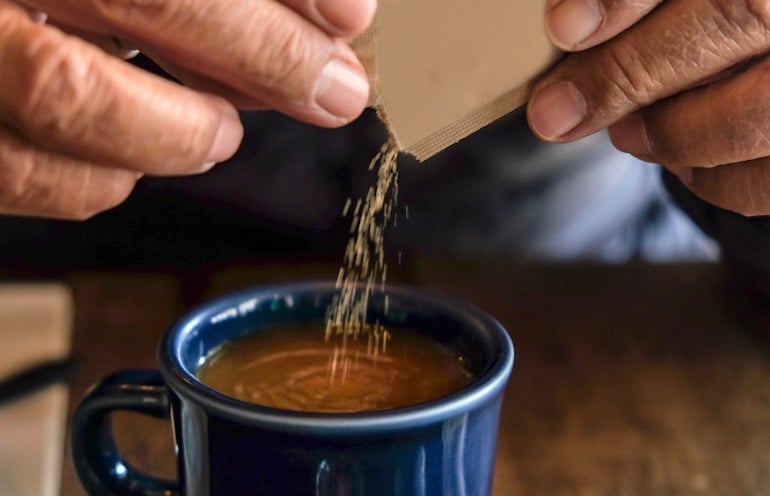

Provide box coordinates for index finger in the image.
[528,0,770,142]
[27,0,371,127]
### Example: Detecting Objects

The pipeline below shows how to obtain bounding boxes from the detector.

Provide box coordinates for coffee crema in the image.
[196,324,472,413]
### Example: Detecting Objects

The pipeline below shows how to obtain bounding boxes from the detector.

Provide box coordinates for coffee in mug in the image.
[71,282,514,496]
[196,323,473,413]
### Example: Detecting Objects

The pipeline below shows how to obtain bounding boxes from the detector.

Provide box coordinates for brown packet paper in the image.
[352,0,561,161]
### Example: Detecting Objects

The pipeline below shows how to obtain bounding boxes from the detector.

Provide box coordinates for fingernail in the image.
[206,108,243,164]
[528,81,586,140]
[609,113,652,157]
[547,0,603,50]
[315,58,369,122]
[28,10,47,24]
[315,0,376,34]
[199,161,217,172]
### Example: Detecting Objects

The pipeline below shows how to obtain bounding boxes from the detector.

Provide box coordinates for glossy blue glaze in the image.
[72,281,514,496]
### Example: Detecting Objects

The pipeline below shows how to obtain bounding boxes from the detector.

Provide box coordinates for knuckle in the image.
[0,132,134,219]
[11,36,102,140]
[593,46,663,113]
[707,0,770,46]
[87,0,171,24]
[741,0,770,32]
[67,169,136,220]
[0,140,35,203]
[0,144,63,217]
[251,11,317,97]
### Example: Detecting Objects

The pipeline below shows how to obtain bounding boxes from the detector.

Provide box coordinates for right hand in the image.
[0,0,374,219]
[530,0,770,216]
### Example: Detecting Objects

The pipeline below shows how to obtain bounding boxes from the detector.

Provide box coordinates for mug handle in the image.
[71,370,180,496]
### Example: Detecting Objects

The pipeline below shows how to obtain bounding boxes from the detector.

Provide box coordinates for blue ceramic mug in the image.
[71,281,514,495]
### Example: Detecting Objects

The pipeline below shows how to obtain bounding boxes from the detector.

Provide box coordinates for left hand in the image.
[528,0,770,216]
[0,0,374,219]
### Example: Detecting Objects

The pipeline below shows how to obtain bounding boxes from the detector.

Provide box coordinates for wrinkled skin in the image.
[529,0,770,216]
[0,0,373,218]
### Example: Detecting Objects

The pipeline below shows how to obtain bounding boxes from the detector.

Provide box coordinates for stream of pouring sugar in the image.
[325,137,400,361]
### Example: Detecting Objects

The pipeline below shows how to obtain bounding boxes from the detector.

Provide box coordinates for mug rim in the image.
[158,280,514,435]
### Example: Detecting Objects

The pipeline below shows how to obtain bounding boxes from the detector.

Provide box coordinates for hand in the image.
[528,0,770,216]
[0,0,373,219]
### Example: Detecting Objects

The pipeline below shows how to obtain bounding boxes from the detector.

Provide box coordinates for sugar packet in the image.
[353,0,560,161]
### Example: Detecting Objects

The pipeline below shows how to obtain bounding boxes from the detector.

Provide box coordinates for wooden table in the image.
[8,256,770,495]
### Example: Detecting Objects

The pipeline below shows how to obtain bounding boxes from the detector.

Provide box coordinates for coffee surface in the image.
[196,324,472,413]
